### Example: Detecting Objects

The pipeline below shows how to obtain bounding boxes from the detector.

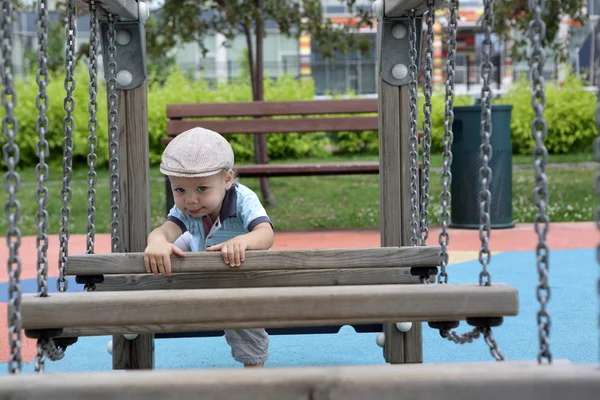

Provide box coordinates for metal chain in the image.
[34,339,66,373]
[528,0,551,365]
[33,0,51,372]
[478,0,494,286]
[440,326,505,360]
[58,0,77,293]
[408,11,419,247]
[34,340,47,373]
[35,0,50,299]
[481,327,505,361]
[440,327,482,345]
[2,0,23,375]
[419,0,435,246]
[2,0,23,374]
[438,0,458,284]
[87,0,99,254]
[107,14,121,254]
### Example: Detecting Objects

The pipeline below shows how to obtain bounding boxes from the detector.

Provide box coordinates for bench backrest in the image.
[166,99,379,137]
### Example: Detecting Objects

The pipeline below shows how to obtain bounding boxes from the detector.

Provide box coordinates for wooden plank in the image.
[235,162,380,177]
[67,246,441,276]
[0,362,598,400]
[94,268,429,291]
[379,80,422,363]
[166,116,378,135]
[21,284,519,333]
[167,99,378,118]
[110,83,154,370]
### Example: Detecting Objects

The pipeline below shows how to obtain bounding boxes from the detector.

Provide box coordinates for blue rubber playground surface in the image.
[1,248,598,373]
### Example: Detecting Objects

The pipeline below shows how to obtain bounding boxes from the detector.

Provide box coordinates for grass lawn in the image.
[1,154,596,236]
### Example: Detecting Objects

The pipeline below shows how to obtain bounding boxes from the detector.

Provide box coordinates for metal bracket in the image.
[378,16,423,87]
[100,20,147,90]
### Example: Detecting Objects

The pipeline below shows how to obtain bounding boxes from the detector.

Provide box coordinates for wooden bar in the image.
[235,162,380,177]
[109,81,154,369]
[0,362,597,400]
[93,268,430,291]
[379,78,422,362]
[67,246,441,276]
[167,99,378,118]
[21,284,518,333]
[166,116,378,136]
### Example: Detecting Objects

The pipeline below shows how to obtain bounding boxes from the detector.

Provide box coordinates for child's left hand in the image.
[206,237,249,267]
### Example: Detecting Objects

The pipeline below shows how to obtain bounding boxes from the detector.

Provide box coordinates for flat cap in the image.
[160,127,234,177]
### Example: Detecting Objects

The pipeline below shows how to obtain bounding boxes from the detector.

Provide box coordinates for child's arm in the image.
[206,222,274,267]
[144,221,186,275]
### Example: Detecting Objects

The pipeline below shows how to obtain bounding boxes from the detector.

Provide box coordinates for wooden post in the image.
[110,83,155,370]
[378,80,423,364]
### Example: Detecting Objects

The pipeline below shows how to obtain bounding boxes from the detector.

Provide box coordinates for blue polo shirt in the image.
[167,182,272,252]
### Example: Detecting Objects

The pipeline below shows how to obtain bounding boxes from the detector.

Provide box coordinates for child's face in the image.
[169,170,233,219]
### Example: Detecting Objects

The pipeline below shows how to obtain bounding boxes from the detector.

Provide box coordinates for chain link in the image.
[440,326,505,360]
[438,0,458,284]
[58,0,77,292]
[35,0,50,299]
[33,0,51,372]
[107,14,122,254]
[87,0,99,254]
[478,0,494,286]
[528,0,552,365]
[482,327,505,361]
[408,11,419,247]
[419,1,435,246]
[2,0,23,374]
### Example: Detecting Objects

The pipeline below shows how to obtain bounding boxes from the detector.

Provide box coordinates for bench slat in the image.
[167,99,378,118]
[166,116,379,136]
[235,162,380,177]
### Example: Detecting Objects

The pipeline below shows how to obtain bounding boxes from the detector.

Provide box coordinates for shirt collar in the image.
[220,184,237,221]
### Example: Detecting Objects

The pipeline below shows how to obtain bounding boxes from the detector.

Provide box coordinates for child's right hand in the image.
[143,240,185,276]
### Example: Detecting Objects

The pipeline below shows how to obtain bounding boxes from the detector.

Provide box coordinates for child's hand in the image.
[206,237,249,267]
[144,240,185,275]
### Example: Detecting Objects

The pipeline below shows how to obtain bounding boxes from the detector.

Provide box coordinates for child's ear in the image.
[224,169,234,189]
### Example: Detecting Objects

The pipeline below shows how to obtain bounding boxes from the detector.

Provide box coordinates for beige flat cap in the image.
[160,127,234,177]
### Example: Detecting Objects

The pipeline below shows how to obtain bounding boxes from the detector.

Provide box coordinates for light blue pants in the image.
[173,232,269,365]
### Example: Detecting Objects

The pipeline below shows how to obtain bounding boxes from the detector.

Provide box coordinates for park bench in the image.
[163,99,422,213]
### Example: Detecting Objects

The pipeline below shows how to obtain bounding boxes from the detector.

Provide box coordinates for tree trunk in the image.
[246,0,276,207]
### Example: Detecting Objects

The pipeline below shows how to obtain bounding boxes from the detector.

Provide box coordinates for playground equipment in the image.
[1,0,598,398]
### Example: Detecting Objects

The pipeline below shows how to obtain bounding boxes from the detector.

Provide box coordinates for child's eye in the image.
[174,188,184,193]
[197,186,207,192]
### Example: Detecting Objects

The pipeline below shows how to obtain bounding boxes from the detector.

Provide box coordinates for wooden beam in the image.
[167,99,378,118]
[94,268,429,291]
[21,284,518,334]
[67,246,441,276]
[109,79,154,369]
[379,78,422,362]
[166,116,378,136]
[0,362,598,400]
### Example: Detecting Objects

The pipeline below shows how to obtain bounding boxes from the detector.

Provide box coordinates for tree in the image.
[146,0,373,206]
[493,0,587,63]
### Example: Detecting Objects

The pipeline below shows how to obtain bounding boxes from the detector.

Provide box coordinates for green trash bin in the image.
[449,104,515,229]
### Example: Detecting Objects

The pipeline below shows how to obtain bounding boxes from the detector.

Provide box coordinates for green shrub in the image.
[0,67,109,169]
[495,71,597,155]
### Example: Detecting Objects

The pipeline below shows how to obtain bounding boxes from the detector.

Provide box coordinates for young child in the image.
[144,127,274,368]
